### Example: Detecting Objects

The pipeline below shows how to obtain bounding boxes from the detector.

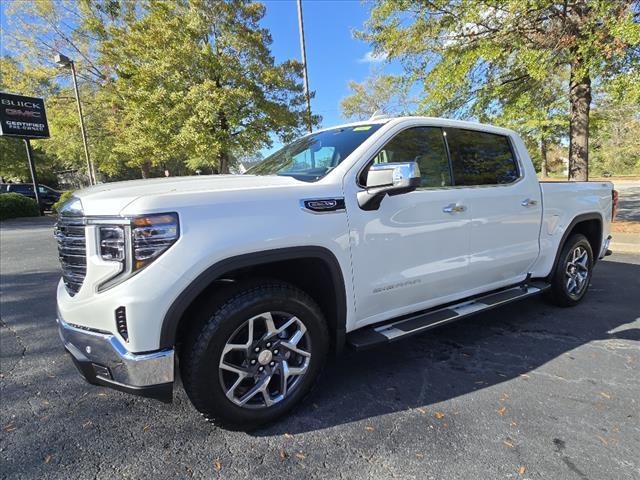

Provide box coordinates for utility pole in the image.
[54,54,96,185]
[296,0,313,133]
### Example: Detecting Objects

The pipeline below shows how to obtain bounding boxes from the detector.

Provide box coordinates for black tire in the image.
[180,280,329,430]
[546,233,594,307]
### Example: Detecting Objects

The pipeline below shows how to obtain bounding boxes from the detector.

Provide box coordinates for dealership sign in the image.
[0,92,50,139]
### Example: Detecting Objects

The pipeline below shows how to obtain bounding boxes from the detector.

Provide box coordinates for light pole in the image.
[54,53,96,185]
[296,0,313,133]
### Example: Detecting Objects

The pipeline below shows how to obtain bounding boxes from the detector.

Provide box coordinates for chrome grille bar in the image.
[55,217,87,296]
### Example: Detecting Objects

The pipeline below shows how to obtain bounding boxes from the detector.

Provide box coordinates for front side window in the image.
[445,129,519,186]
[247,124,383,182]
[368,127,452,188]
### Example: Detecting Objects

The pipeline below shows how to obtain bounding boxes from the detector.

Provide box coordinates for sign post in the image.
[0,92,51,215]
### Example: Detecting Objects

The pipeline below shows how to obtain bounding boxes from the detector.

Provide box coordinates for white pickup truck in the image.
[55,116,617,429]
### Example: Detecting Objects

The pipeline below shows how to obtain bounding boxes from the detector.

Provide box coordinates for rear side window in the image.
[445,129,519,186]
[370,127,452,188]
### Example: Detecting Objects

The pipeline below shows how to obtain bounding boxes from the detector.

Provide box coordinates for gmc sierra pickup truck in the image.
[55,116,617,429]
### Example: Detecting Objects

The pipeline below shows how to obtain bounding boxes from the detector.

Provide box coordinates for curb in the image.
[609,242,640,254]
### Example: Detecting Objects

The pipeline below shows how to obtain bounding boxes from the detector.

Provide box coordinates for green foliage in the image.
[340,71,414,120]
[360,0,640,178]
[0,193,40,220]
[52,190,75,213]
[4,0,315,179]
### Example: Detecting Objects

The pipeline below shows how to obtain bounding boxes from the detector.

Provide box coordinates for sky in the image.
[260,0,398,129]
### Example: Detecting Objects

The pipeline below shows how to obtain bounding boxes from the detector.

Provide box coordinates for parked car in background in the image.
[54,116,617,429]
[0,183,62,211]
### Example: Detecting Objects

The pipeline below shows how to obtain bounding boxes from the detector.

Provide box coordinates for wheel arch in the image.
[548,212,603,279]
[160,246,348,354]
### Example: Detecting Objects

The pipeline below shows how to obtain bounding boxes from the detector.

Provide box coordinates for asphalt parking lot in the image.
[1,217,639,480]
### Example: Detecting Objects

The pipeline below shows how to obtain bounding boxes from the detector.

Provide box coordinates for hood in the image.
[72,175,302,216]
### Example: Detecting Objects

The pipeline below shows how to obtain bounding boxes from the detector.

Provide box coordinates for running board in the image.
[347,282,550,350]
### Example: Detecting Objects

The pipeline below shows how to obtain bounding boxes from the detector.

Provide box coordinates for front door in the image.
[344,126,472,329]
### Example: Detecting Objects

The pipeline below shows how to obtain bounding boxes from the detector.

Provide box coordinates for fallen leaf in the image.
[82,421,92,429]
[283,432,293,439]
[279,449,287,461]
[599,392,611,399]
[295,452,306,460]
[503,440,514,448]
[501,393,510,401]
[3,423,16,433]
[497,406,507,416]
[213,460,222,472]
[434,412,445,420]
[510,421,518,427]
[44,455,52,464]
[143,424,151,432]
[365,426,374,432]
[519,374,530,379]
[518,466,526,476]
[416,407,428,414]
[596,435,608,446]
[416,453,424,459]
[97,393,107,397]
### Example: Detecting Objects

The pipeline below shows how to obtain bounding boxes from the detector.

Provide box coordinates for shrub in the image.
[0,193,40,220]
[52,191,75,213]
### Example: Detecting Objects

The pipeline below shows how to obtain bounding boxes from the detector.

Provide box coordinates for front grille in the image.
[54,217,87,296]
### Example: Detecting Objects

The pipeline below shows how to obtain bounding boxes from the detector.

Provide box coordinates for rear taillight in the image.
[612,189,619,220]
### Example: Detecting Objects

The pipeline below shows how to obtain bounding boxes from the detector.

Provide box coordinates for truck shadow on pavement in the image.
[255,257,640,436]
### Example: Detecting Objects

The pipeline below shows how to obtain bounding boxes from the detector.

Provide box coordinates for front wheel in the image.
[180,281,328,430]
[546,233,594,307]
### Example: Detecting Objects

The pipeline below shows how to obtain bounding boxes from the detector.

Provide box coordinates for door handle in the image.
[443,203,466,214]
[521,198,538,207]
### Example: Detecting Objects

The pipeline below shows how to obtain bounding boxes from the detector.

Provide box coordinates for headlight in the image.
[97,212,179,290]
[131,213,179,270]
[99,226,126,261]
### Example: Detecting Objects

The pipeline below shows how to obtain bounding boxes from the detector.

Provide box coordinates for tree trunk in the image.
[568,59,591,181]
[218,151,229,174]
[140,162,151,179]
[540,137,548,178]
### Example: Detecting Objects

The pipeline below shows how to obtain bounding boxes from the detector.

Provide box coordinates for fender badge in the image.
[302,198,346,213]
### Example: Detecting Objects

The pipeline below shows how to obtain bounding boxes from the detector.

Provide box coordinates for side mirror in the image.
[357,162,421,210]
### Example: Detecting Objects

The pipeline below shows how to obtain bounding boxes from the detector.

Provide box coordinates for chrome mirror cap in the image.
[358,161,421,211]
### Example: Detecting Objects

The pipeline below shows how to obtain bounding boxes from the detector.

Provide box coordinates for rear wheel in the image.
[547,234,594,307]
[180,281,328,430]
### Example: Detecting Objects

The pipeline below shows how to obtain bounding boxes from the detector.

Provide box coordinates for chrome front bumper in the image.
[57,316,174,402]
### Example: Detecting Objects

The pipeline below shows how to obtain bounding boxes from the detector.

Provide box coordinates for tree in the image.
[340,70,414,120]
[361,0,639,180]
[4,0,315,179]
[89,0,317,175]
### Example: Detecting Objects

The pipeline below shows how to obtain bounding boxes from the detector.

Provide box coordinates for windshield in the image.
[246,124,383,181]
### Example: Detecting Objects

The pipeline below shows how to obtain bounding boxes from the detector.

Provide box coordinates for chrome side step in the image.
[347,282,550,350]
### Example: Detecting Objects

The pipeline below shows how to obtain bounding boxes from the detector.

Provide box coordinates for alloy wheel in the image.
[565,245,590,298]
[218,312,311,409]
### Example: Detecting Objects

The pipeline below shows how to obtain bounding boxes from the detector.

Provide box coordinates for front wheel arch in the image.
[161,246,347,353]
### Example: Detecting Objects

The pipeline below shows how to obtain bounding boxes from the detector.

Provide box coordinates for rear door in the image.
[444,128,542,290]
